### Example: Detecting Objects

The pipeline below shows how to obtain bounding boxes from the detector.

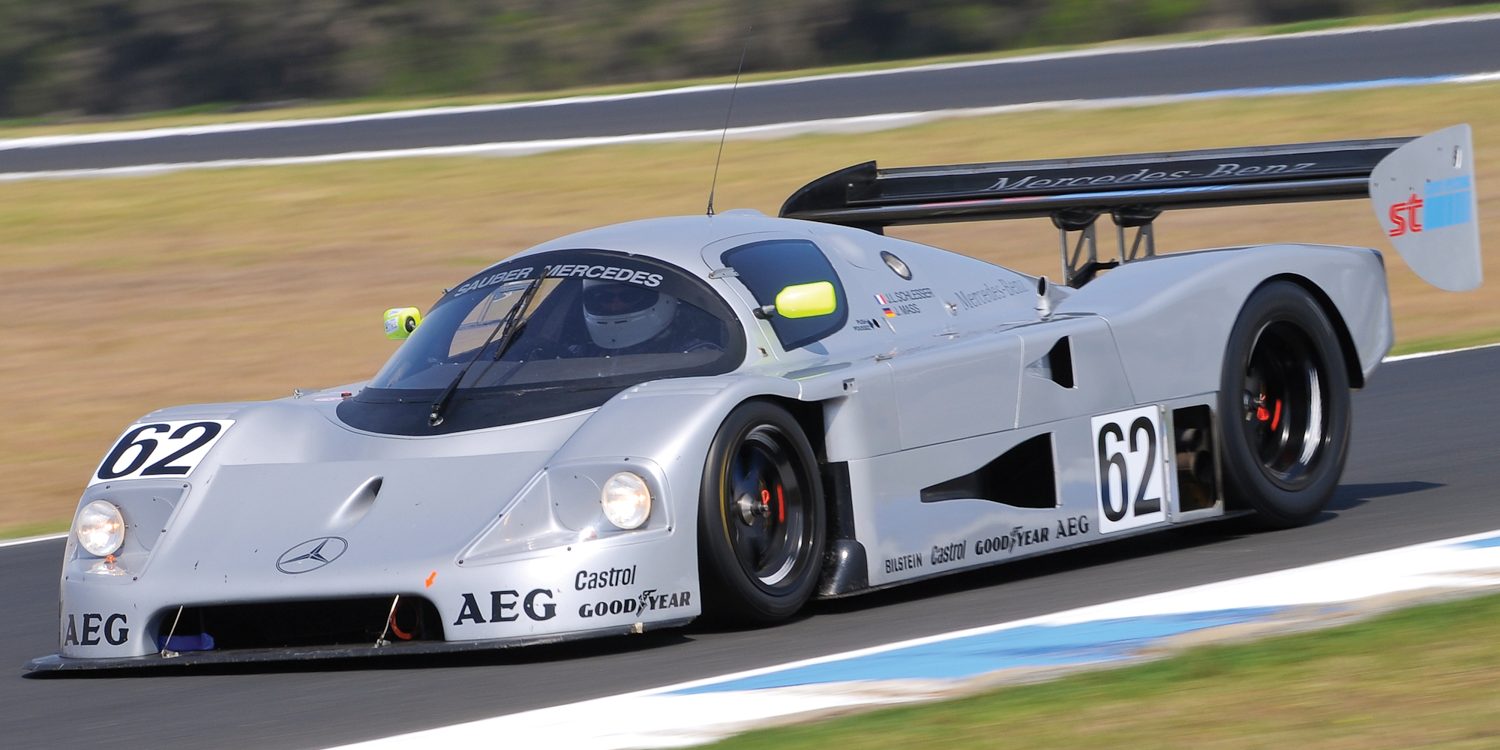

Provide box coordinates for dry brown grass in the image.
[4,83,1498,533]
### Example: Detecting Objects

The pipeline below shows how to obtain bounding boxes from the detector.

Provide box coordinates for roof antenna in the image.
[707,30,751,217]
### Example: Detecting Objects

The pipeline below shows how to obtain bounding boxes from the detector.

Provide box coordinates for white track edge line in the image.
[0,532,66,549]
[3,12,1499,151]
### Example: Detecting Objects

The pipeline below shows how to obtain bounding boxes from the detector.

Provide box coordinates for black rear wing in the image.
[779,136,1440,286]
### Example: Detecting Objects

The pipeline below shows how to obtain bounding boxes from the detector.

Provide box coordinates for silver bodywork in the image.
[37,208,1395,669]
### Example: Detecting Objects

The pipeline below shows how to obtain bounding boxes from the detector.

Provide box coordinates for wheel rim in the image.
[721,424,812,591]
[1240,320,1330,489]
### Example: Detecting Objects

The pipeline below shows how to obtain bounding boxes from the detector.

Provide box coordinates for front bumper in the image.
[25,616,692,673]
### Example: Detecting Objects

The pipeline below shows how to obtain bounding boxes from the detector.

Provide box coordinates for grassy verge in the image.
[1390,328,1500,356]
[711,591,1500,749]
[3,81,1498,533]
[2,5,1498,139]
[0,520,69,541]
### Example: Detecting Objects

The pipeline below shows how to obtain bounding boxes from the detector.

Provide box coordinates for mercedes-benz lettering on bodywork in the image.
[32,126,1481,671]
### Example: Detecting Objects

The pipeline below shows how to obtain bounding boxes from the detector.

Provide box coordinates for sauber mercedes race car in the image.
[29,125,1481,671]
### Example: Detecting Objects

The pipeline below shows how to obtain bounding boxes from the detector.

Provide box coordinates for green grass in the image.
[713,591,1500,749]
[3,4,1498,139]
[1390,328,1500,356]
[0,519,68,541]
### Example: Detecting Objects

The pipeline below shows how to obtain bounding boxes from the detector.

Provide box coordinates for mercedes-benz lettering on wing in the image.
[31,126,1481,670]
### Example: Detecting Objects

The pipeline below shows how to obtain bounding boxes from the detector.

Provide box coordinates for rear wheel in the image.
[697,401,825,623]
[1218,281,1351,528]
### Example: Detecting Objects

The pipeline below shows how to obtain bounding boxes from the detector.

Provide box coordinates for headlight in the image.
[600,472,651,530]
[76,500,125,557]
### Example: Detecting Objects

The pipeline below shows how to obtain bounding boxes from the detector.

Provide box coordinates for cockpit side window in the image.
[721,239,848,351]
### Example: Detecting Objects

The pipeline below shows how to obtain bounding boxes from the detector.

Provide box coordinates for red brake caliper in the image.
[1253,392,1284,432]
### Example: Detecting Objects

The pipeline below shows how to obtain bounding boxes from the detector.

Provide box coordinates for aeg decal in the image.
[453,589,556,625]
[1388,175,1473,237]
[1056,514,1091,538]
[64,613,129,646]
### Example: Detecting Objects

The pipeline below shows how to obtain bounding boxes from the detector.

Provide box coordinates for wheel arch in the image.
[1070,244,1389,406]
[734,394,864,595]
[1262,273,1366,390]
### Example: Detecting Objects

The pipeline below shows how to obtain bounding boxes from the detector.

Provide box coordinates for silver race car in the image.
[29,125,1480,670]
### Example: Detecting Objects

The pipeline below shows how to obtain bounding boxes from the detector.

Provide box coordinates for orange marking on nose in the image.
[424,571,438,588]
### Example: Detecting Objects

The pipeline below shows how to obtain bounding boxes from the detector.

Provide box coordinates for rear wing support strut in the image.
[1054,207,1161,285]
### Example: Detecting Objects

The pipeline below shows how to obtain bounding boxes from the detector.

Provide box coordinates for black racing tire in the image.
[1218,281,1351,528]
[697,401,826,624]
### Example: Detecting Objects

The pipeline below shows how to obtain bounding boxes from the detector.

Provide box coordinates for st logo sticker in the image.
[1091,406,1168,534]
[90,420,234,486]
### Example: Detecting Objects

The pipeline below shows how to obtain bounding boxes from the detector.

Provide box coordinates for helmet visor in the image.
[584,282,660,316]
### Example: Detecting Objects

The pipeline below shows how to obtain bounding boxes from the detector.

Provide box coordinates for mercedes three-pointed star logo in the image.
[275,536,349,574]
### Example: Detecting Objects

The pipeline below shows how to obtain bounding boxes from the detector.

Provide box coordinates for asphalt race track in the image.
[4,17,1500,173]
[2,345,1497,748]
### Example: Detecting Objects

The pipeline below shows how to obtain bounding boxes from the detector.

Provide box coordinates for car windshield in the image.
[341,249,744,434]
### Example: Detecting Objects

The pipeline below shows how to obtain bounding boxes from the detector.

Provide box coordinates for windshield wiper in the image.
[428,279,542,427]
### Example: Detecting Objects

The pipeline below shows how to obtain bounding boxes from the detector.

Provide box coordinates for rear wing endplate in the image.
[781,125,1480,290]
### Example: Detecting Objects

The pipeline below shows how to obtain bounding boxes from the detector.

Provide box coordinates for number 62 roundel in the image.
[89,420,234,486]
[1091,406,1169,535]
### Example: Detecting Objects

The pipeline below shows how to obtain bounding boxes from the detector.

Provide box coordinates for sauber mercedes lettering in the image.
[30,125,1481,671]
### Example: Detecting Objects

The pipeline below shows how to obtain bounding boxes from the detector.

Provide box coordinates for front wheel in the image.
[1218,281,1351,528]
[697,401,825,623]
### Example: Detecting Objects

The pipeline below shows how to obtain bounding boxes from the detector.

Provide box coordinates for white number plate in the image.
[1091,406,1169,534]
[89,420,234,486]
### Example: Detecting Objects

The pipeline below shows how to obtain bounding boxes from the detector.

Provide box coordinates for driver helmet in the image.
[582,279,679,349]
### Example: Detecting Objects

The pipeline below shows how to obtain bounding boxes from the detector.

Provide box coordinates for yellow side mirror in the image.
[384,307,422,340]
[773,281,838,319]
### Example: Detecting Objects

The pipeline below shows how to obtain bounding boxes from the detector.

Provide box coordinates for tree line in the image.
[0,0,1481,119]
